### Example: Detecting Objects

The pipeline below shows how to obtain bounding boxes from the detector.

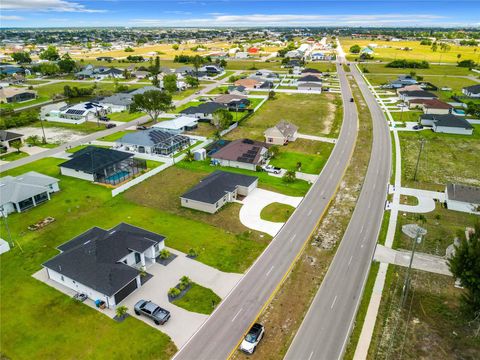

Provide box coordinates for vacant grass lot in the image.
[368,266,480,359]
[99,130,135,142]
[260,203,295,222]
[399,127,480,191]
[269,141,334,174]
[36,119,106,134]
[108,111,145,122]
[36,81,144,99]
[341,38,480,63]
[172,283,221,315]
[224,93,343,140]
[359,63,474,76]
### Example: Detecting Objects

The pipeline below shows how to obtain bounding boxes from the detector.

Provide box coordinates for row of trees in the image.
[386,59,430,69]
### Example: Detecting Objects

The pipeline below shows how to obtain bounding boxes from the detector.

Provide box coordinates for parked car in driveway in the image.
[134,300,171,325]
[136,125,147,130]
[262,164,281,174]
[413,124,423,130]
[106,123,116,129]
[240,323,265,354]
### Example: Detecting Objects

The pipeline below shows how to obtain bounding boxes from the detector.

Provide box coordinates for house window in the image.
[155,244,159,251]
[216,201,219,208]
[61,276,64,281]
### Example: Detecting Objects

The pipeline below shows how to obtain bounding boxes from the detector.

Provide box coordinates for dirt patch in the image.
[12,126,86,144]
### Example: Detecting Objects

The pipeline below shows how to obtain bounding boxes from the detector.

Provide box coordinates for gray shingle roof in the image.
[43,223,165,296]
[0,130,23,142]
[0,171,59,205]
[181,170,257,204]
[447,183,480,203]
[463,84,480,94]
[180,102,226,115]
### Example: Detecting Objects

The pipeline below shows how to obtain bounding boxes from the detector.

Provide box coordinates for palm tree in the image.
[115,306,128,319]
[184,149,195,162]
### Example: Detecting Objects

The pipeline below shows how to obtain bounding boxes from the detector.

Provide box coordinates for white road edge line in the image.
[308,351,314,360]
[231,308,243,322]
[348,255,353,266]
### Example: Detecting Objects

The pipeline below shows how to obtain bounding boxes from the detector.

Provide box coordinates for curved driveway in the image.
[284,54,392,359]
[173,61,359,359]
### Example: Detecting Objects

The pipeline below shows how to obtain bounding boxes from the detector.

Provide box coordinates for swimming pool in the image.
[105,170,130,183]
[453,109,466,115]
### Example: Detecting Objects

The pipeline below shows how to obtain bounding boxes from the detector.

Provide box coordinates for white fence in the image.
[220,122,238,136]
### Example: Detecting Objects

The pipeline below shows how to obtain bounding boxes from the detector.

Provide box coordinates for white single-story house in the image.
[420,114,473,135]
[43,223,166,308]
[462,84,480,98]
[264,120,298,145]
[97,86,161,113]
[0,238,10,255]
[0,130,23,149]
[210,138,269,171]
[181,170,258,213]
[41,102,110,124]
[408,98,453,115]
[399,90,437,103]
[152,116,198,134]
[445,183,480,214]
[0,171,59,216]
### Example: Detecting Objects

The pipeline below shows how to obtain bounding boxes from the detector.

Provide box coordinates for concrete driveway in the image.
[397,186,445,213]
[34,247,242,349]
[239,188,303,236]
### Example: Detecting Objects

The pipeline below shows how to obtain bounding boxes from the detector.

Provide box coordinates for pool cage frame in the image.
[94,158,147,185]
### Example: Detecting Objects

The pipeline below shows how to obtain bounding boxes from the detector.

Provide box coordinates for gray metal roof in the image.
[447,183,480,203]
[0,171,59,205]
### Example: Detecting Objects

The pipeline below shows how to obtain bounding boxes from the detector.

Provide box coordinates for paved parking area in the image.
[239,188,303,236]
[33,247,243,348]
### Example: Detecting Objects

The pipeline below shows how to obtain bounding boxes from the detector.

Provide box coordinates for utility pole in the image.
[401,224,427,307]
[413,138,426,182]
[39,119,47,144]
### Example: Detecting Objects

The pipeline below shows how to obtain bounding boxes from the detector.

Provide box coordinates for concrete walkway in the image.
[297,133,337,143]
[374,244,451,276]
[239,188,303,236]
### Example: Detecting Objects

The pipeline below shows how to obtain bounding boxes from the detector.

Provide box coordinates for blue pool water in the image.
[453,109,466,115]
[105,170,130,183]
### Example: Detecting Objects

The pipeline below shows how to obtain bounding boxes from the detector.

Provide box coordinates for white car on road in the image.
[240,323,265,354]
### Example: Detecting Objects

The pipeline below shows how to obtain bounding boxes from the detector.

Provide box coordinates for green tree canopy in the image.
[448,223,480,315]
[349,44,361,54]
[39,45,60,61]
[163,74,178,93]
[212,108,233,130]
[130,90,173,123]
[57,53,77,73]
[12,51,31,64]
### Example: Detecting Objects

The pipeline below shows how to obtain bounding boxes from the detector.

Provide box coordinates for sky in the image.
[0,0,479,28]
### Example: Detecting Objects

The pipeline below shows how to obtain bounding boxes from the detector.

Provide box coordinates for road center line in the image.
[307,209,312,216]
[231,308,243,322]
[307,351,314,360]
[331,295,338,309]
[266,266,274,277]
[290,233,297,243]
[360,225,364,233]
[348,255,353,266]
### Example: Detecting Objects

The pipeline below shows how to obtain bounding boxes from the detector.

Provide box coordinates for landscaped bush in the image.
[457,59,476,68]
[159,249,170,260]
[0,109,39,129]
[168,287,181,298]
[386,59,430,69]
[188,248,198,258]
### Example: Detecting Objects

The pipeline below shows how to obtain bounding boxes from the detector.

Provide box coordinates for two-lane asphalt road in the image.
[173,63,359,359]
[284,60,392,359]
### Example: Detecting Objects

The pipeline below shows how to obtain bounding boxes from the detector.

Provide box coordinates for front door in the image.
[134,252,141,264]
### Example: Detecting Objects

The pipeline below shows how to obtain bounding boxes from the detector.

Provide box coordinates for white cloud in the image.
[130,13,449,27]
[1,0,106,13]
[0,15,24,20]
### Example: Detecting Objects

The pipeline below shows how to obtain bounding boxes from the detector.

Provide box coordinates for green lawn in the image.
[173,100,202,113]
[360,63,474,76]
[0,158,177,360]
[224,92,343,140]
[172,283,221,315]
[215,70,235,80]
[108,111,145,122]
[0,151,29,161]
[99,130,134,142]
[174,140,203,158]
[260,203,295,222]
[36,120,106,134]
[176,160,310,197]
[36,81,144,99]
[390,110,422,123]
[269,145,333,174]
[207,86,228,94]
[172,86,205,101]
[0,96,50,110]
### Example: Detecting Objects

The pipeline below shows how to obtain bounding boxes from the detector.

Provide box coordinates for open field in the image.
[260,202,295,222]
[368,266,480,359]
[172,283,221,315]
[36,81,144,99]
[224,93,343,140]
[399,127,480,191]
[269,142,334,174]
[393,203,477,256]
[359,63,476,76]
[36,119,108,134]
[108,111,144,122]
[341,38,480,63]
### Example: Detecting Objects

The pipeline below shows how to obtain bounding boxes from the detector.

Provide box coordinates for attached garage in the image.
[114,278,139,305]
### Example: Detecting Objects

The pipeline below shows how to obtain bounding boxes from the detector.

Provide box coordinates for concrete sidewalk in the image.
[374,244,451,276]
[297,133,337,143]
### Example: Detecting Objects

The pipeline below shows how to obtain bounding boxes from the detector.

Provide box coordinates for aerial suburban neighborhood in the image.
[0,1,479,360]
